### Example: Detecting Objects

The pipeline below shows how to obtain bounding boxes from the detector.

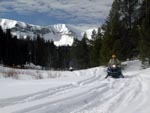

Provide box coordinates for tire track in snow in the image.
[73,76,144,113]
[0,70,103,108]
[0,71,106,113]
[12,81,109,113]
[115,76,150,113]
[0,84,74,107]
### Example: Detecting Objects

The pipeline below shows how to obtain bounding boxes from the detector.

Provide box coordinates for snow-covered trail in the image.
[0,60,150,113]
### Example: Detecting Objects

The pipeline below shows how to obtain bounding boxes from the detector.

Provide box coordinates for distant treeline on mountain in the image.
[0,0,150,69]
[0,27,71,69]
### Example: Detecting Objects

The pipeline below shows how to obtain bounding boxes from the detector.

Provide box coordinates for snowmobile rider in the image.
[105,54,121,78]
[105,54,124,78]
[108,54,121,67]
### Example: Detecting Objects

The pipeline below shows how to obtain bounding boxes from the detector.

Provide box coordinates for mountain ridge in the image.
[0,18,96,46]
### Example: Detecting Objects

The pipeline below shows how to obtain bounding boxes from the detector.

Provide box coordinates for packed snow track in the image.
[0,60,150,113]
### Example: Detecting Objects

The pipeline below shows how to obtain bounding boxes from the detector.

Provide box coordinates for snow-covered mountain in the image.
[0,18,96,46]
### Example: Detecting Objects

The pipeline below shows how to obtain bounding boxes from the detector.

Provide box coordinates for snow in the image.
[1,60,150,113]
[0,19,18,29]
[54,35,74,46]
[83,28,98,40]
[0,18,41,30]
[52,24,70,34]
[0,18,97,46]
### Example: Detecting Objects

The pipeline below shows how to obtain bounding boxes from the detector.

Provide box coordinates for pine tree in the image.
[100,0,141,64]
[100,0,123,64]
[120,0,140,58]
[139,0,150,67]
[70,38,81,69]
[0,26,4,64]
[71,33,90,69]
[45,41,56,69]
[79,33,90,68]
[120,0,139,30]
[89,28,102,67]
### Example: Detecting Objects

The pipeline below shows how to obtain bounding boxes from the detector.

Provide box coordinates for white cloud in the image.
[0,0,113,25]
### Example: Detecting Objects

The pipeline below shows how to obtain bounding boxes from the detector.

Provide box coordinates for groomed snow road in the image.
[0,60,150,113]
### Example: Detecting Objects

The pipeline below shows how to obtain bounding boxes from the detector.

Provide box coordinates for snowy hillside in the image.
[0,18,96,46]
[0,60,150,113]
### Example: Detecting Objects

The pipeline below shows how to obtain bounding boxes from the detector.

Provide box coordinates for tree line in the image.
[71,0,150,68]
[0,27,71,69]
[100,0,150,67]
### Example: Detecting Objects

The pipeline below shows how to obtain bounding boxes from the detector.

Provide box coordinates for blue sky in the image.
[0,0,113,26]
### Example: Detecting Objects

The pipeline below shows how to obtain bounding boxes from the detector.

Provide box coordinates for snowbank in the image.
[0,65,106,80]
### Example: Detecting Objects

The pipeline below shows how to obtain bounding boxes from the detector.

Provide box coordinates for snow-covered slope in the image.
[1,60,150,113]
[0,18,96,46]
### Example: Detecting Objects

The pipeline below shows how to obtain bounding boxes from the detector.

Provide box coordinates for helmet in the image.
[112,54,116,58]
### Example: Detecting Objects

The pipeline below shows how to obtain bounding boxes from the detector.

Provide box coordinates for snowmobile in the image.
[106,64,124,78]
